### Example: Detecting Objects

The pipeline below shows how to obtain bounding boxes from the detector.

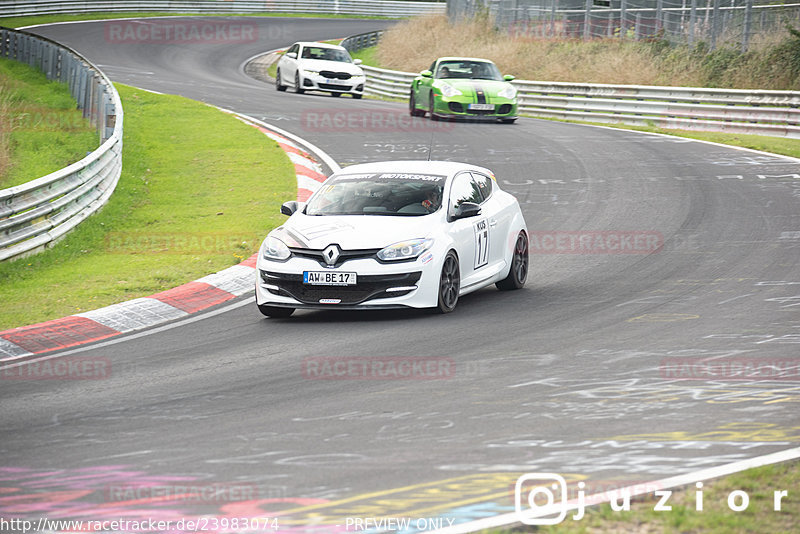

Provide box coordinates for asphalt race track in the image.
[2,16,799,532]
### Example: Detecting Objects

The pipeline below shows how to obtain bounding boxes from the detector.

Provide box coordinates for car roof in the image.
[436,57,496,64]
[294,41,347,51]
[332,160,494,179]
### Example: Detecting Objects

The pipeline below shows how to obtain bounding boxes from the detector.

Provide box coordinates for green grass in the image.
[350,45,380,67]
[0,57,98,188]
[0,84,295,330]
[0,11,390,29]
[485,460,800,533]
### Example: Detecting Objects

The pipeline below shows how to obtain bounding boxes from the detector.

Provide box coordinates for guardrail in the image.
[341,30,384,52]
[0,0,445,19]
[0,27,123,262]
[357,57,800,138]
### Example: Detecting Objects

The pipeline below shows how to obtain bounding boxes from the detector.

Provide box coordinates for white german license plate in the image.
[303,271,357,286]
[326,79,343,85]
[468,103,495,111]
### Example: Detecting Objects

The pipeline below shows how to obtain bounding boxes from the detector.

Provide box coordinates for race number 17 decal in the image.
[474,219,489,269]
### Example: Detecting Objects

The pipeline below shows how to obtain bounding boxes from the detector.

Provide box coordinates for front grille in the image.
[262,271,422,305]
[468,107,497,115]
[498,104,513,114]
[289,247,380,268]
[320,71,352,80]
[319,83,351,90]
[448,102,464,112]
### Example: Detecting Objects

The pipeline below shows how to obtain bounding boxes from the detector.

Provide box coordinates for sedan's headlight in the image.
[498,85,517,99]
[261,236,291,261]
[303,69,319,75]
[377,239,433,261]
[439,83,462,98]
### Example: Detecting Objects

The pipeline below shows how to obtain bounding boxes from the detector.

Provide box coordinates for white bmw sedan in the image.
[275,41,365,98]
[255,161,528,317]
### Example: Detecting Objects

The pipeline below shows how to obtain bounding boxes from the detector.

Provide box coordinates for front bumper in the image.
[300,71,365,94]
[255,255,440,310]
[432,97,518,121]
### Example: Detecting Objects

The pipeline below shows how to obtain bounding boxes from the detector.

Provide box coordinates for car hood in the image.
[435,78,512,96]
[273,214,437,250]
[298,59,363,75]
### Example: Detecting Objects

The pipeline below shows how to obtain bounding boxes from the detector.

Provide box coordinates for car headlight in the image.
[303,69,319,75]
[439,83,462,98]
[377,239,433,261]
[261,236,291,261]
[498,85,517,99]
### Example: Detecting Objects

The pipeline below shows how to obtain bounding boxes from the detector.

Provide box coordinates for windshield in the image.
[435,60,503,81]
[305,173,446,216]
[301,46,353,63]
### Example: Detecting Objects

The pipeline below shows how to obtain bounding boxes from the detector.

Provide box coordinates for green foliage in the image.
[700,46,742,87]
[0,58,97,188]
[768,22,800,81]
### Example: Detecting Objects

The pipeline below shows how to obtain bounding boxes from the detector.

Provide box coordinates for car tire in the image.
[330,92,341,97]
[496,231,528,290]
[436,251,460,313]
[258,304,295,318]
[353,93,363,99]
[295,73,305,94]
[409,92,425,117]
[275,68,287,91]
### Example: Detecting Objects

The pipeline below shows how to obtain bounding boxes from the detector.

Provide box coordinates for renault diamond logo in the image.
[323,244,340,266]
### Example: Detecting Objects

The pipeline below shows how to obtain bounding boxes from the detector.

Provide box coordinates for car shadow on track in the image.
[256,286,533,324]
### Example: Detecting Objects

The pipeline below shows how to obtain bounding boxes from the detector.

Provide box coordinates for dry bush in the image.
[378,15,672,84]
[376,14,798,89]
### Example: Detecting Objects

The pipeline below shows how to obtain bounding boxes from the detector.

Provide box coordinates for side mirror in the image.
[420,70,433,78]
[452,202,482,220]
[353,58,363,65]
[281,201,299,216]
[286,52,297,59]
[503,74,515,81]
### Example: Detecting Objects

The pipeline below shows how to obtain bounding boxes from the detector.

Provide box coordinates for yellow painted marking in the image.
[268,472,587,525]
[627,313,700,322]
[611,422,800,442]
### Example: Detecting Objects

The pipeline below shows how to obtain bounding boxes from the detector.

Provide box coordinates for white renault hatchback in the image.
[275,41,366,98]
[255,161,529,317]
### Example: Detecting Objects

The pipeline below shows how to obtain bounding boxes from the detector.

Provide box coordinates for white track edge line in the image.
[0,297,255,369]
[429,445,800,533]
[233,112,342,173]
[544,120,800,164]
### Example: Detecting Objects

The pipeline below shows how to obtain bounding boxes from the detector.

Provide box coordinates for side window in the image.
[471,173,493,202]
[429,61,436,73]
[448,173,482,218]
[288,44,299,56]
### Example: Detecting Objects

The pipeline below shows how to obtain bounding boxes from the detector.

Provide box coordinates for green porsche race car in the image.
[409,57,518,123]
